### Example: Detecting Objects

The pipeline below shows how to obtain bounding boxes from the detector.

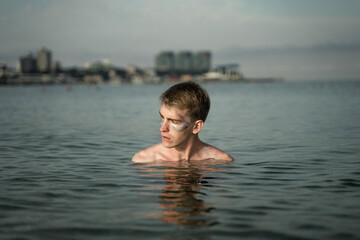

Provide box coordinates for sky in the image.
[0,0,359,80]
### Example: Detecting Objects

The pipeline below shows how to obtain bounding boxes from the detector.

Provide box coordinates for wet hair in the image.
[160,81,211,122]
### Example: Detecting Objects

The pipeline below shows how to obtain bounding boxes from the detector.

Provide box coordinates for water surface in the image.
[1,81,360,239]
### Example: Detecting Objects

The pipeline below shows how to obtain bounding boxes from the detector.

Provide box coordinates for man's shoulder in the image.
[202,144,234,162]
[131,143,162,163]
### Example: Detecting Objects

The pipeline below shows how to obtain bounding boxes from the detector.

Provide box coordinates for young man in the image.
[132,81,233,162]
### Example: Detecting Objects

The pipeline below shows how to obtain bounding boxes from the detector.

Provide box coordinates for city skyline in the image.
[1,0,360,80]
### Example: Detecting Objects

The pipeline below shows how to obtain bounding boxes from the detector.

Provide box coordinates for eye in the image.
[171,120,181,124]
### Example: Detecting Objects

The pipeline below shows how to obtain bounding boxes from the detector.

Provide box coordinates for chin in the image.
[162,142,174,148]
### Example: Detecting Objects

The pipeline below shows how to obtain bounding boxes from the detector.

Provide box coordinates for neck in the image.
[172,135,202,160]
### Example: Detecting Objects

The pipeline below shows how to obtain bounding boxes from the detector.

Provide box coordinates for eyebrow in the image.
[159,111,182,122]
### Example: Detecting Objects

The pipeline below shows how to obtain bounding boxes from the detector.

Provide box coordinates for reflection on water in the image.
[135,160,230,229]
[1,82,360,239]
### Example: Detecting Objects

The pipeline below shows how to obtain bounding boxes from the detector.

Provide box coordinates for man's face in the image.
[159,104,194,149]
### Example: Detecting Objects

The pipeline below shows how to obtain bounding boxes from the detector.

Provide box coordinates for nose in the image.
[160,119,169,132]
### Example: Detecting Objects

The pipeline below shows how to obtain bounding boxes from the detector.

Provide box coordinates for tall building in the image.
[51,61,61,73]
[175,51,193,74]
[155,51,175,75]
[194,51,211,74]
[20,53,37,73]
[37,47,52,73]
[155,50,212,76]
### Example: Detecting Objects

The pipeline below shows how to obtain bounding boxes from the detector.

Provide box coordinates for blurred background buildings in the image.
[155,51,211,76]
[19,47,54,74]
[1,47,251,85]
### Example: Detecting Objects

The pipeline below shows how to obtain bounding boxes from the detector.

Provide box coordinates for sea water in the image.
[0,81,359,240]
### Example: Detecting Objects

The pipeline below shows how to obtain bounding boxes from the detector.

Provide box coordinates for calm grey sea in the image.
[1,81,360,240]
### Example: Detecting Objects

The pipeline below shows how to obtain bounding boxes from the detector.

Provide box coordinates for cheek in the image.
[170,122,190,131]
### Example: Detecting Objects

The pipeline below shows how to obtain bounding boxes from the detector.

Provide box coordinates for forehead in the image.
[160,104,189,120]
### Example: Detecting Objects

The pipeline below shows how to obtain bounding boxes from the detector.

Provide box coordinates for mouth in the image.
[162,135,170,141]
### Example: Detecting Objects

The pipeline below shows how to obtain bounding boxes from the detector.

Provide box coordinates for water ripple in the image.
[1,83,360,240]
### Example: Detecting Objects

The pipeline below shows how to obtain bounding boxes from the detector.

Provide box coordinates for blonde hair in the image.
[160,81,210,122]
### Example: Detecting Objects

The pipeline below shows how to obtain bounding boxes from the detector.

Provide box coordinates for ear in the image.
[192,120,204,134]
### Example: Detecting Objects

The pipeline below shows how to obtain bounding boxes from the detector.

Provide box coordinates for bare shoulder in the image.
[131,144,162,163]
[202,144,234,162]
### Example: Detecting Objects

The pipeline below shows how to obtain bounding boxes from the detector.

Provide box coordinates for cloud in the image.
[0,0,359,79]
[2,1,358,50]
[215,43,360,80]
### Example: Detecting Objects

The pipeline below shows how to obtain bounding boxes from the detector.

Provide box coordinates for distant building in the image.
[155,51,175,76]
[194,51,211,74]
[201,63,243,82]
[0,63,7,83]
[0,63,6,76]
[175,51,193,74]
[214,64,241,77]
[20,53,37,73]
[155,50,212,76]
[37,47,52,73]
[51,61,61,73]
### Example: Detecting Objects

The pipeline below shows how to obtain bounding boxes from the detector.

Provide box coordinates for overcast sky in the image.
[1,0,359,80]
